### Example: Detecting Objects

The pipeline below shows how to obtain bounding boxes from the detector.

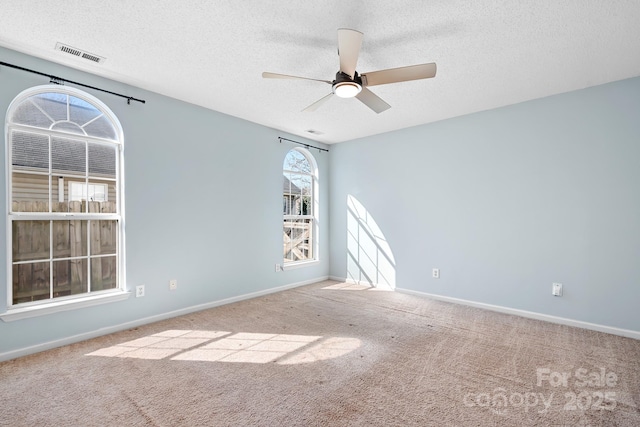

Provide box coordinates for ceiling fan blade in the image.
[302,93,334,112]
[355,87,391,114]
[262,72,332,84]
[361,63,437,87]
[337,28,363,78]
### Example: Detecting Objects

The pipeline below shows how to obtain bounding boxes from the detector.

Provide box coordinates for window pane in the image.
[283,219,312,262]
[299,219,313,260]
[53,259,88,297]
[52,136,86,175]
[53,179,88,213]
[283,150,310,173]
[88,143,116,178]
[69,96,101,126]
[301,195,312,216]
[284,173,303,215]
[90,220,117,255]
[283,222,293,262]
[12,131,49,171]
[32,93,68,122]
[83,115,117,140]
[12,172,49,212]
[91,256,117,291]
[13,220,50,262]
[87,180,115,213]
[283,174,292,215]
[13,262,50,304]
[52,220,87,259]
[298,175,312,198]
[52,177,68,212]
[289,175,305,195]
[298,174,311,189]
[68,179,88,201]
[11,100,53,128]
[283,195,293,215]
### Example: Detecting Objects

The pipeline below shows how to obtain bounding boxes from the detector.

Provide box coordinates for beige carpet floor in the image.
[1,280,639,426]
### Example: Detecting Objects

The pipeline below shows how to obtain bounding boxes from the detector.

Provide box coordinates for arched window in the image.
[283,148,317,264]
[6,85,124,308]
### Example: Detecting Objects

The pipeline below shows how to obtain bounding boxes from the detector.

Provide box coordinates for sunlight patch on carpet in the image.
[322,282,393,291]
[85,330,360,364]
[277,336,362,365]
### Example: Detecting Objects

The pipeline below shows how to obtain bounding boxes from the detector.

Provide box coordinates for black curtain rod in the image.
[0,61,146,105]
[279,137,328,152]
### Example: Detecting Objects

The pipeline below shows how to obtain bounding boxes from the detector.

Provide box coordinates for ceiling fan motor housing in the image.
[333,71,362,98]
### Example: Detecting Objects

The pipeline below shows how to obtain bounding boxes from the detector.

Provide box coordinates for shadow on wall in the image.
[347,195,396,290]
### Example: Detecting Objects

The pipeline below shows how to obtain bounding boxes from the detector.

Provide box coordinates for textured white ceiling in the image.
[1,1,639,144]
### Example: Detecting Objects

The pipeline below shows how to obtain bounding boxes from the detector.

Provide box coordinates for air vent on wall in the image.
[55,42,106,64]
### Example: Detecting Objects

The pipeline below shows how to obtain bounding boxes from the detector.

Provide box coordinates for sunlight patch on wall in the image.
[85,330,360,365]
[346,195,396,289]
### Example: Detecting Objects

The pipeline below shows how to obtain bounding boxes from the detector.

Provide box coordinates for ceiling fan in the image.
[262,28,436,114]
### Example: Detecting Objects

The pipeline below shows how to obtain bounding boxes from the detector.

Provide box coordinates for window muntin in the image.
[283,149,317,264]
[6,86,123,307]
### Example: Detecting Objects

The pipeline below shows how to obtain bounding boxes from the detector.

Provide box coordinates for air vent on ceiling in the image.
[55,42,106,64]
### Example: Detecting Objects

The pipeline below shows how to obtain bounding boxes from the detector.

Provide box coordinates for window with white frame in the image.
[6,86,124,307]
[283,148,317,264]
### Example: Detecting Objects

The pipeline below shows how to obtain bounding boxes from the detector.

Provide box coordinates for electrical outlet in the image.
[275,264,281,272]
[136,285,145,298]
[432,268,440,279]
[552,283,563,297]
[169,279,177,291]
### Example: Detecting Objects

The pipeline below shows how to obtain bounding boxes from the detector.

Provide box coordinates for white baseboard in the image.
[0,276,328,362]
[395,287,640,341]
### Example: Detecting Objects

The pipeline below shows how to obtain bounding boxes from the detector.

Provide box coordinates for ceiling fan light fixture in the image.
[333,81,361,98]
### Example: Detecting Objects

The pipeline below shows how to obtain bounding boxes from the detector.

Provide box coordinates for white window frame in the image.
[1,85,128,321]
[282,147,319,268]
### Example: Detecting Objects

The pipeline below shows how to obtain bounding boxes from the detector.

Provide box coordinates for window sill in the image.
[0,291,131,322]
[282,260,320,271]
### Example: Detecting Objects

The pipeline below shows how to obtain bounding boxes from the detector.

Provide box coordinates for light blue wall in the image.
[0,47,329,357]
[329,77,640,332]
